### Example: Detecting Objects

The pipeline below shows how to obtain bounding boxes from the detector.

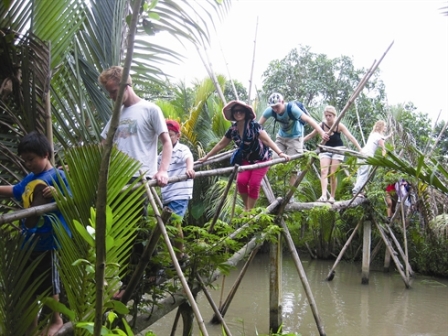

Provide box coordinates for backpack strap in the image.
[286,102,299,121]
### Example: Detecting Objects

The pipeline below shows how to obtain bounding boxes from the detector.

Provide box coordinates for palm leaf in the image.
[0,232,48,336]
[53,145,145,331]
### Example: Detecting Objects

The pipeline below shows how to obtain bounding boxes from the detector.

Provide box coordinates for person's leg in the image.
[237,169,251,211]
[319,155,331,200]
[165,200,189,260]
[283,137,303,187]
[386,192,393,217]
[352,160,370,195]
[246,165,270,211]
[329,158,342,199]
[26,250,63,336]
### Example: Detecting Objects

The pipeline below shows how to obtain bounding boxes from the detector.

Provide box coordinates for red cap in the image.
[166,119,181,133]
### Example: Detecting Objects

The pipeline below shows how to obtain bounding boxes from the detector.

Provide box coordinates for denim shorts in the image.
[164,199,189,218]
[319,146,345,161]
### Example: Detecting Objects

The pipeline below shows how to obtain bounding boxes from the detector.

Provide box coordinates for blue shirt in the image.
[12,168,72,251]
[262,103,305,138]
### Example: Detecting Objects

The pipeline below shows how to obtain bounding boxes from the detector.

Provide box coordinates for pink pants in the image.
[237,160,270,199]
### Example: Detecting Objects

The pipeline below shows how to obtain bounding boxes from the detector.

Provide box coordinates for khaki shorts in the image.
[273,135,303,157]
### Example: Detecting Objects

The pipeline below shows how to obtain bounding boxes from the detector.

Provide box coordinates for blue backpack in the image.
[272,101,309,126]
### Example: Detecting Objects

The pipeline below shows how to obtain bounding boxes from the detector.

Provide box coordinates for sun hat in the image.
[268,92,284,106]
[222,100,256,121]
[166,119,181,133]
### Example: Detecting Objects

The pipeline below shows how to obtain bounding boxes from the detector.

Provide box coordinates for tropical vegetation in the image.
[0,0,447,335]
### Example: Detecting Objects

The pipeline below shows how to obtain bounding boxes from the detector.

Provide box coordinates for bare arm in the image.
[258,131,290,161]
[0,185,14,198]
[258,116,267,126]
[303,129,318,142]
[339,123,362,151]
[153,132,172,186]
[300,114,330,141]
[378,138,386,156]
[198,136,232,162]
[185,155,195,178]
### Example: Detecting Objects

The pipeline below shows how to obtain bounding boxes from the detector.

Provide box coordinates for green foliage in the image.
[0,234,49,336]
[53,145,143,335]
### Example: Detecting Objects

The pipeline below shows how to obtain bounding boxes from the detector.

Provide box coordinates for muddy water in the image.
[147,253,448,335]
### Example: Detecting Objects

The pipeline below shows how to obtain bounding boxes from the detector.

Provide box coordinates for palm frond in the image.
[53,145,145,328]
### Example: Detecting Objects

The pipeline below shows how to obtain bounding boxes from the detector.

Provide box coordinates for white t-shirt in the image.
[101,100,168,177]
[361,132,384,157]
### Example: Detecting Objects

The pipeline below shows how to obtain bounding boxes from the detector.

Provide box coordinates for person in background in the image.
[304,105,362,203]
[258,92,329,189]
[352,120,393,197]
[158,120,195,262]
[385,182,397,222]
[0,131,71,336]
[199,100,290,211]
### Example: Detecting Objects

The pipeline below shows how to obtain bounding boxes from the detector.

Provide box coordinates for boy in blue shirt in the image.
[0,131,71,336]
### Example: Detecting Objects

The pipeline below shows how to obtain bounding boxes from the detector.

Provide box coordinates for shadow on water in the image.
[148,252,448,336]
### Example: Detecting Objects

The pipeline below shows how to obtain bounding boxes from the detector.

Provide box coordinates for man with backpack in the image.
[259,92,329,188]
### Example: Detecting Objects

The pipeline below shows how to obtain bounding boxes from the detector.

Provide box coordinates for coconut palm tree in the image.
[0,0,232,334]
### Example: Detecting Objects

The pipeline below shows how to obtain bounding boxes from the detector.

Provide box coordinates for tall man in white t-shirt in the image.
[99,65,172,186]
[98,66,172,299]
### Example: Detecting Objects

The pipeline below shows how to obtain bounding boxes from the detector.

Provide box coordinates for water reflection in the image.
[148,253,448,336]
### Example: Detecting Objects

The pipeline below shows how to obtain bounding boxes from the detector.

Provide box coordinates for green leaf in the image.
[41,297,75,321]
[73,220,95,247]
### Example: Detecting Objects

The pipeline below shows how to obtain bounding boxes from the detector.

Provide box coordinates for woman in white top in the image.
[352,120,392,197]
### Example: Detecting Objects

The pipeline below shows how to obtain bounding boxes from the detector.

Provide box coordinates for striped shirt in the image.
[158,142,194,204]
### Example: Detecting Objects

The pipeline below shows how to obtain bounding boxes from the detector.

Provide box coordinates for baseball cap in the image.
[166,119,181,133]
[268,92,284,106]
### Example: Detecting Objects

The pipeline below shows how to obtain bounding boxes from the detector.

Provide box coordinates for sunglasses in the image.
[233,109,246,114]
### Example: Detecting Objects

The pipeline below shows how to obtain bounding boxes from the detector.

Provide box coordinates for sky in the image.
[157,0,448,124]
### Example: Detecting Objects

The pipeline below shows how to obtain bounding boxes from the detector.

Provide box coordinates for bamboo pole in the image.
[208,165,238,233]
[247,16,259,103]
[386,225,414,276]
[361,220,372,284]
[196,45,226,104]
[211,246,261,323]
[279,218,326,336]
[147,185,209,336]
[325,219,362,281]
[119,207,171,304]
[373,219,410,288]
[92,2,143,333]
[218,40,239,102]
[197,275,233,336]
[399,201,410,280]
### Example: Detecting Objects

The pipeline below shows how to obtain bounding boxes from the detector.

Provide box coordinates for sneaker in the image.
[328,197,335,204]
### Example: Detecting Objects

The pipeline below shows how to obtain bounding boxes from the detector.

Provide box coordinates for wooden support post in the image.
[197,275,233,336]
[374,220,410,288]
[361,220,371,285]
[383,248,391,272]
[325,220,361,281]
[211,246,260,323]
[279,218,326,336]
[386,226,414,276]
[269,234,283,332]
[145,186,210,336]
